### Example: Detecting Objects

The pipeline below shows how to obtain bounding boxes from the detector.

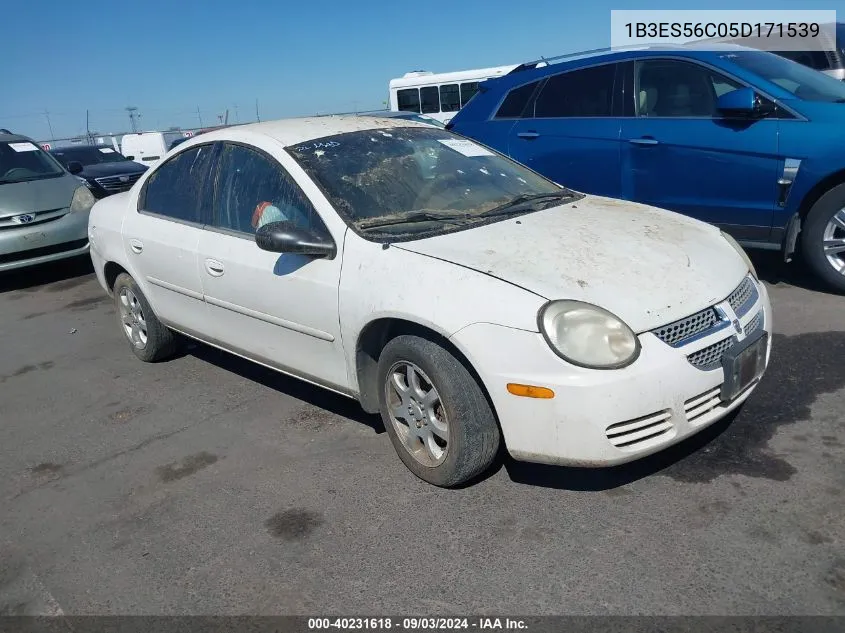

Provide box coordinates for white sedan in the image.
[88,116,772,487]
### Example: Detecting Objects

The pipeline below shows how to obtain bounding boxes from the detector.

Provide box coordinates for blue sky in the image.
[2,0,840,140]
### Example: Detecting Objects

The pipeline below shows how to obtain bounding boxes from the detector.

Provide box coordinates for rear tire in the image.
[376,335,500,487]
[800,183,845,293]
[113,273,178,362]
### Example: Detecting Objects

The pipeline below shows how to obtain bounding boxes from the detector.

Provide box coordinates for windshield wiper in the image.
[478,191,576,218]
[357,211,473,230]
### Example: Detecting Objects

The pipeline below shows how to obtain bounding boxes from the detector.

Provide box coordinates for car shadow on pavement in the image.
[0,256,94,294]
[186,341,386,434]
[749,250,843,296]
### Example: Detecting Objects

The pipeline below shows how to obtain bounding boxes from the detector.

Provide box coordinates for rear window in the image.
[0,141,65,184]
[495,81,541,118]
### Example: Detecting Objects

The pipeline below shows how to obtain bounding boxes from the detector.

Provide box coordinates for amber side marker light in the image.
[506,383,555,399]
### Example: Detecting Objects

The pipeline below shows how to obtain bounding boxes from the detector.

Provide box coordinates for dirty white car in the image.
[88,116,772,487]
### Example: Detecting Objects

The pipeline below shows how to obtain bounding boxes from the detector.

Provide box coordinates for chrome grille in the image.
[651,307,720,347]
[649,275,759,350]
[744,310,764,337]
[94,173,143,193]
[0,208,67,230]
[727,276,758,317]
[687,336,736,370]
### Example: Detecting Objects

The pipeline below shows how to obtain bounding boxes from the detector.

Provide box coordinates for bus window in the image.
[440,84,460,112]
[460,82,480,107]
[398,88,421,113]
[420,86,440,114]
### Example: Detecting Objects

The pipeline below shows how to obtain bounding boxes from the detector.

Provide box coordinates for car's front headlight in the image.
[538,300,640,369]
[70,185,96,213]
[721,230,757,280]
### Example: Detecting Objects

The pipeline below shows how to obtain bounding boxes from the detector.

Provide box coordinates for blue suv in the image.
[448,45,845,292]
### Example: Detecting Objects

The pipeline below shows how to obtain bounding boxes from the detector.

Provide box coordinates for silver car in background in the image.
[0,131,96,272]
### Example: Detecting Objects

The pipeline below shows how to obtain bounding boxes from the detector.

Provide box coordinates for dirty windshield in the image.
[0,141,65,184]
[287,127,572,236]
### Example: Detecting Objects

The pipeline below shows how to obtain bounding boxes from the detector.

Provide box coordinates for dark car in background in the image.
[49,145,148,199]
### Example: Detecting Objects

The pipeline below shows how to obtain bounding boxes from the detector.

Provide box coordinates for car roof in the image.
[193,115,433,148]
[0,132,36,144]
[506,42,756,74]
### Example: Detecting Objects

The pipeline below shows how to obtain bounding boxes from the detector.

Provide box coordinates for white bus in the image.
[388,64,518,124]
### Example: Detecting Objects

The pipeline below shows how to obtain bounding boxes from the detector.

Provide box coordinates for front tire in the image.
[800,183,845,293]
[376,335,500,487]
[113,273,177,362]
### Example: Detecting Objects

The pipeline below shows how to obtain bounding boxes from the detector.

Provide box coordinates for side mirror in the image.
[255,221,336,259]
[66,161,84,175]
[716,87,776,119]
[124,155,135,161]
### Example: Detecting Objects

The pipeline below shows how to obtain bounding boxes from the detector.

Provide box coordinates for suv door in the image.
[196,141,348,391]
[123,143,217,334]
[507,62,625,197]
[620,58,783,241]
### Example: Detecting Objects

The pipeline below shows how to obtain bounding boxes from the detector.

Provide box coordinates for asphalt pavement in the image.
[0,252,843,615]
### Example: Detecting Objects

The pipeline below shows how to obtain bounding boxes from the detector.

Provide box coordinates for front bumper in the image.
[0,209,90,273]
[450,280,773,467]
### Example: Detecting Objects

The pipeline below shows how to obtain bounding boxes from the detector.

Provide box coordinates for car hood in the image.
[395,195,748,333]
[81,161,148,178]
[0,174,79,218]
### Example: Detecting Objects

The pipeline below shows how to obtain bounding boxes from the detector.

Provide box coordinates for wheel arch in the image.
[103,261,130,296]
[797,168,845,221]
[354,317,497,422]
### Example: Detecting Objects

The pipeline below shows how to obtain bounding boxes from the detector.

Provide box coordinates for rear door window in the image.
[139,143,216,223]
[534,64,617,118]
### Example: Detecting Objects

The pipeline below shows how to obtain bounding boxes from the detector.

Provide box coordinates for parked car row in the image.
[447,43,845,292]
[50,145,148,199]
[0,131,96,272]
[88,116,771,488]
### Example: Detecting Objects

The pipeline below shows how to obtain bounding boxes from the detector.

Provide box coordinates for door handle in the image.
[129,239,143,254]
[629,137,659,146]
[517,131,540,139]
[205,258,225,277]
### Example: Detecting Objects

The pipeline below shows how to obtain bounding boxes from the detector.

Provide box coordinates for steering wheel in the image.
[2,167,37,179]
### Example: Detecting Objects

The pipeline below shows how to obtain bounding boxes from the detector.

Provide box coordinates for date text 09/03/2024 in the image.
[307,618,529,630]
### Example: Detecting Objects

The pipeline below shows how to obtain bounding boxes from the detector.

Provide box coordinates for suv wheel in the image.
[801,183,845,293]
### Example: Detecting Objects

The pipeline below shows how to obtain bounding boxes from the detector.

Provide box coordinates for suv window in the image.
[213,143,325,236]
[140,144,215,223]
[495,80,542,118]
[534,64,616,118]
[636,60,743,117]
